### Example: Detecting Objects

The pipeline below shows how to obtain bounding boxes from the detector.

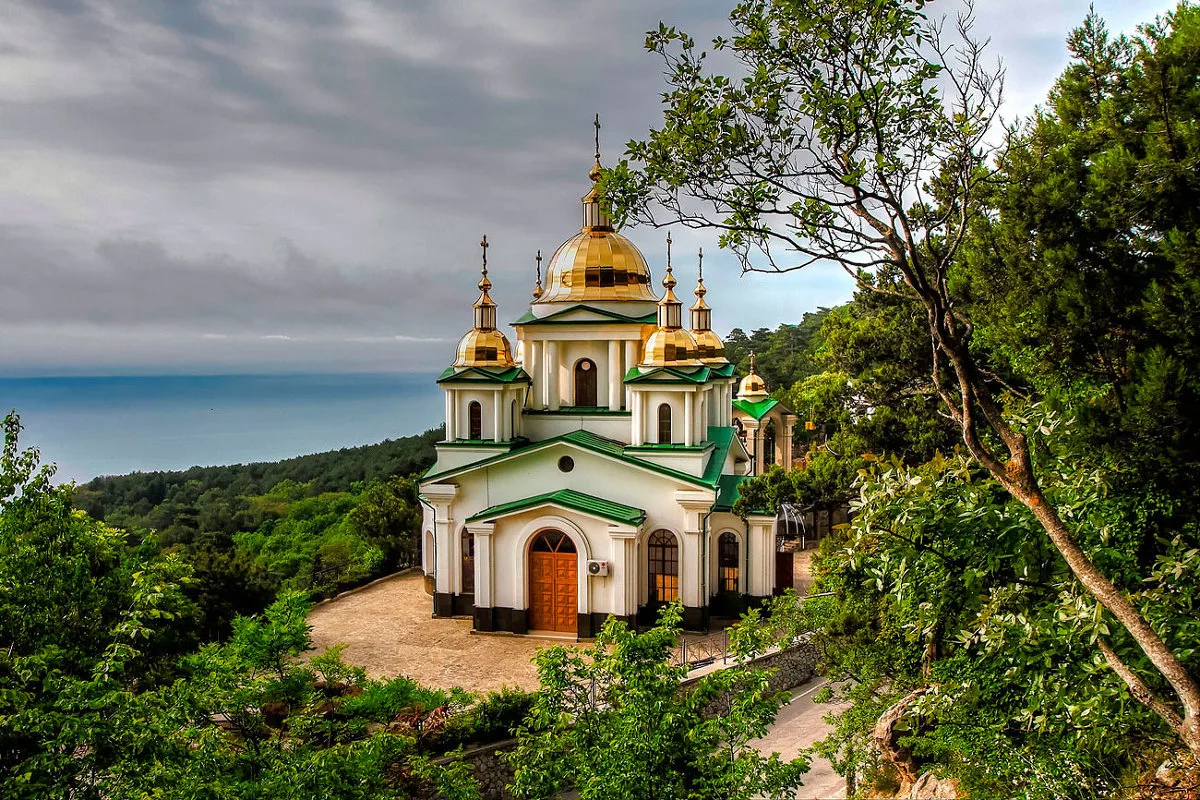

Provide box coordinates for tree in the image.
[605,0,1200,755]
[1,411,196,798]
[508,605,807,800]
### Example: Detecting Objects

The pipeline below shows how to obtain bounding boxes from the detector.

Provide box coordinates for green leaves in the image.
[508,607,807,800]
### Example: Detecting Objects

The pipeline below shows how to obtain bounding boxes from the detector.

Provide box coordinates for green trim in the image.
[467,489,646,527]
[624,363,738,385]
[512,304,656,326]
[732,397,781,420]
[436,438,527,449]
[710,362,737,378]
[624,442,714,454]
[524,407,632,417]
[420,429,713,488]
[437,365,532,384]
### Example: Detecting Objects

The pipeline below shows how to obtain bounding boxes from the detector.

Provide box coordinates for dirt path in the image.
[306,572,545,693]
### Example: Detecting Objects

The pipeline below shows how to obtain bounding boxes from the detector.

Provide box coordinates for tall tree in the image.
[604,0,1200,754]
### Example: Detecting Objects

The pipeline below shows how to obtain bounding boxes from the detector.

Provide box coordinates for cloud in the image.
[0,0,1180,375]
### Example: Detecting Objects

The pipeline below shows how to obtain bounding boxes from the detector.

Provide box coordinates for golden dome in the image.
[642,327,701,366]
[454,328,515,368]
[539,229,658,303]
[689,246,727,364]
[738,353,769,399]
[453,234,516,368]
[692,329,727,363]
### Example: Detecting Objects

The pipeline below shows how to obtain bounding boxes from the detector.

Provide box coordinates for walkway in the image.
[307,572,544,692]
[755,678,848,800]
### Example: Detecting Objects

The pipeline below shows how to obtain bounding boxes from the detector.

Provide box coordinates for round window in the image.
[580,361,592,371]
[558,455,575,472]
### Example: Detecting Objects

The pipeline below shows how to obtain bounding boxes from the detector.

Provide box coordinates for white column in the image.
[684,392,694,446]
[624,340,638,409]
[608,339,621,411]
[444,391,455,440]
[546,341,560,411]
[745,516,776,597]
[526,339,540,408]
[470,524,495,608]
[493,390,503,442]
[631,391,644,446]
[434,509,455,595]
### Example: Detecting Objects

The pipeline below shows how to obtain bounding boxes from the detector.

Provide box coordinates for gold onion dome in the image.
[537,115,658,304]
[738,352,769,400]
[689,247,727,364]
[454,235,516,368]
[641,234,702,367]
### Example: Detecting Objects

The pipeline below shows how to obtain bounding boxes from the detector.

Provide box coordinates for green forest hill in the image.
[72,428,443,639]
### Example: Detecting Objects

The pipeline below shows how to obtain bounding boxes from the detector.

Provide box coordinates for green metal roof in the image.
[467,489,646,527]
[511,304,656,326]
[732,397,781,420]
[420,428,712,488]
[437,365,532,384]
[701,426,738,485]
[715,474,748,511]
[524,406,632,416]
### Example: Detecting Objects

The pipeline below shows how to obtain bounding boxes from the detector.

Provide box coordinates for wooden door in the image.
[528,531,577,633]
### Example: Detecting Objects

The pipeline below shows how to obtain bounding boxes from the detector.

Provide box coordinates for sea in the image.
[0,373,444,485]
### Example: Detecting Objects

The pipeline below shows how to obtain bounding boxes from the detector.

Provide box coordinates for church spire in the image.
[532,249,544,301]
[472,234,497,331]
[581,114,613,233]
[657,233,683,330]
[690,247,711,328]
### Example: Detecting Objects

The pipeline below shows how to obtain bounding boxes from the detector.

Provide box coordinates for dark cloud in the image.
[0,0,1178,374]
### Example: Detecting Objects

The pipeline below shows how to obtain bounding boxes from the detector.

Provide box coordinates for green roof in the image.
[715,474,748,511]
[512,304,656,326]
[732,397,781,420]
[437,365,532,384]
[467,489,646,527]
[420,428,712,488]
[701,426,738,485]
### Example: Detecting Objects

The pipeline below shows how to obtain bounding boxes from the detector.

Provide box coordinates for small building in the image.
[731,355,797,474]
[418,141,785,638]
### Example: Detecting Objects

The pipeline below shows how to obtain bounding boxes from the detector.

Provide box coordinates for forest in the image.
[4,1,1200,798]
[71,428,443,639]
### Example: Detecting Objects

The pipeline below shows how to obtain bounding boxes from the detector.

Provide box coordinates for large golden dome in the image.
[539,230,658,303]
[692,329,727,364]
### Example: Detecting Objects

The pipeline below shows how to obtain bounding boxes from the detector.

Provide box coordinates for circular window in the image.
[558,455,575,473]
[580,361,592,371]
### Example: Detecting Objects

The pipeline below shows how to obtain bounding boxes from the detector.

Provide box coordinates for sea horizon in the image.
[0,372,444,485]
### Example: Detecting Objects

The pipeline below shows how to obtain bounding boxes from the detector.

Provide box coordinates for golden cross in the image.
[593,113,601,161]
[480,234,489,274]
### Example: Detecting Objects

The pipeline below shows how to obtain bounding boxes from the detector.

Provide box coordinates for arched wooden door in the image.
[528,530,577,633]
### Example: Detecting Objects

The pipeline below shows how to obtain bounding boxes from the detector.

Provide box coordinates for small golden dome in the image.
[454,328,515,368]
[738,353,769,399]
[692,329,727,364]
[539,230,658,303]
[453,234,516,368]
[642,327,701,367]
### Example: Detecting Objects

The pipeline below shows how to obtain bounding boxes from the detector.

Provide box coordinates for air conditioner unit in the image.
[586,559,609,577]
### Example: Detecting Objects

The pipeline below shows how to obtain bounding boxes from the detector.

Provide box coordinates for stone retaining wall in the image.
[443,641,818,800]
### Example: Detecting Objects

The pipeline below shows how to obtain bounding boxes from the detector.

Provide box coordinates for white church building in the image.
[418,142,791,637]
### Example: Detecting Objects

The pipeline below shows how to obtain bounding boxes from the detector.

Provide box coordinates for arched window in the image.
[763,421,777,467]
[468,401,483,440]
[657,403,672,444]
[574,359,598,407]
[647,530,679,603]
[718,532,739,593]
[510,399,517,439]
[461,528,475,594]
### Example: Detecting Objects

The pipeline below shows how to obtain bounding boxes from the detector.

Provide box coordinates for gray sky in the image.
[0,0,1180,376]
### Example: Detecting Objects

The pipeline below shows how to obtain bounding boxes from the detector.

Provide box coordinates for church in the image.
[418,134,795,638]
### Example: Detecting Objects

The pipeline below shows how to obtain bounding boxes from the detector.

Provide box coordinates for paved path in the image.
[307,572,545,692]
[754,678,848,800]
